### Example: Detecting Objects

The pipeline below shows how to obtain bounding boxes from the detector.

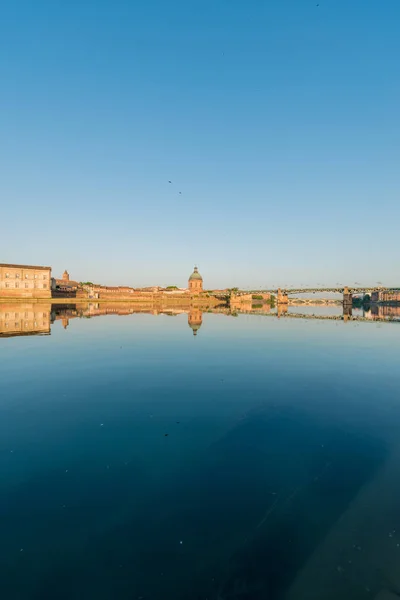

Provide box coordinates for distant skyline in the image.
[1,0,399,288]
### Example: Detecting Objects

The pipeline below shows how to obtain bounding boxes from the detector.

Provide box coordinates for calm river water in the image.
[1,305,400,600]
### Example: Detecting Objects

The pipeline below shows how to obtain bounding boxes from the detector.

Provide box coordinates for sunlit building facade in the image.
[0,264,52,299]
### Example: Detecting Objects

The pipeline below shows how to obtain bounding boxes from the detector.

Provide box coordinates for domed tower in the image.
[188,266,203,295]
[188,308,203,337]
[62,270,70,282]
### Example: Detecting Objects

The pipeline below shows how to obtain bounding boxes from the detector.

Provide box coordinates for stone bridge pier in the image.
[277,288,289,305]
[343,286,353,307]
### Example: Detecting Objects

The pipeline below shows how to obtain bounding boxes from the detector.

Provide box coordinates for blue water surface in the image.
[1,309,400,600]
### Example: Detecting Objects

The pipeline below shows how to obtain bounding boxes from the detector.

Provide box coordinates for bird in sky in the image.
[168,180,172,184]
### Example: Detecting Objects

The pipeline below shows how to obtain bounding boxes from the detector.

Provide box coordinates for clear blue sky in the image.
[1,0,399,288]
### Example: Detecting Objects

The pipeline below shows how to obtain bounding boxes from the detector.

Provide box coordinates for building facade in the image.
[371,290,400,303]
[188,266,203,295]
[53,269,80,293]
[0,264,52,299]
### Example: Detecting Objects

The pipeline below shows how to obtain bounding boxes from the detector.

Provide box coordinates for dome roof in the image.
[189,266,203,281]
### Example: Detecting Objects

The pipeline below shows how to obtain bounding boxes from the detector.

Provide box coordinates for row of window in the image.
[1,322,47,328]
[3,283,47,289]
[3,273,48,279]
[2,313,48,319]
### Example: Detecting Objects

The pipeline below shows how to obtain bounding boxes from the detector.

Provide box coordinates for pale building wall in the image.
[0,264,52,298]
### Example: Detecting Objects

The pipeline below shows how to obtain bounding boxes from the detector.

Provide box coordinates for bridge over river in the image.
[211,286,400,306]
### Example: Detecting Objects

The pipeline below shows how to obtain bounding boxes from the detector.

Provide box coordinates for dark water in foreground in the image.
[1,306,400,600]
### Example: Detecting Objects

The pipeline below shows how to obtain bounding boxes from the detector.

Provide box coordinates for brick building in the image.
[371,290,400,303]
[54,270,80,292]
[188,266,203,295]
[85,285,137,299]
[0,264,52,299]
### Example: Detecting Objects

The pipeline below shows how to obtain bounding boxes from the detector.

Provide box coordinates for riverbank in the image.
[0,295,224,306]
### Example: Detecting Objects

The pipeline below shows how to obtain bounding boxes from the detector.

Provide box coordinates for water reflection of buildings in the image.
[0,303,51,337]
[277,304,288,318]
[2,302,400,339]
[52,303,144,331]
[188,307,203,336]
[365,305,400,320]
[54,304,206,337]
[53,306,78,330]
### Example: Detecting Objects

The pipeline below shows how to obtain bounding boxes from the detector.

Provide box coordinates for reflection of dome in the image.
[189,323,201,336]
[188,308,203,337]
[189,266,203,281]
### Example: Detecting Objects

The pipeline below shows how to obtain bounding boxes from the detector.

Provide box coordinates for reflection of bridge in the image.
[283,313,400,322]
[244,312,400,323]
[215,304,400,323]
[211,287,400,307]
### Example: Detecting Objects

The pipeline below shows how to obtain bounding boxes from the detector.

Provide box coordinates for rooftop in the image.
[189,266,203,281]
[0,263,51,270]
